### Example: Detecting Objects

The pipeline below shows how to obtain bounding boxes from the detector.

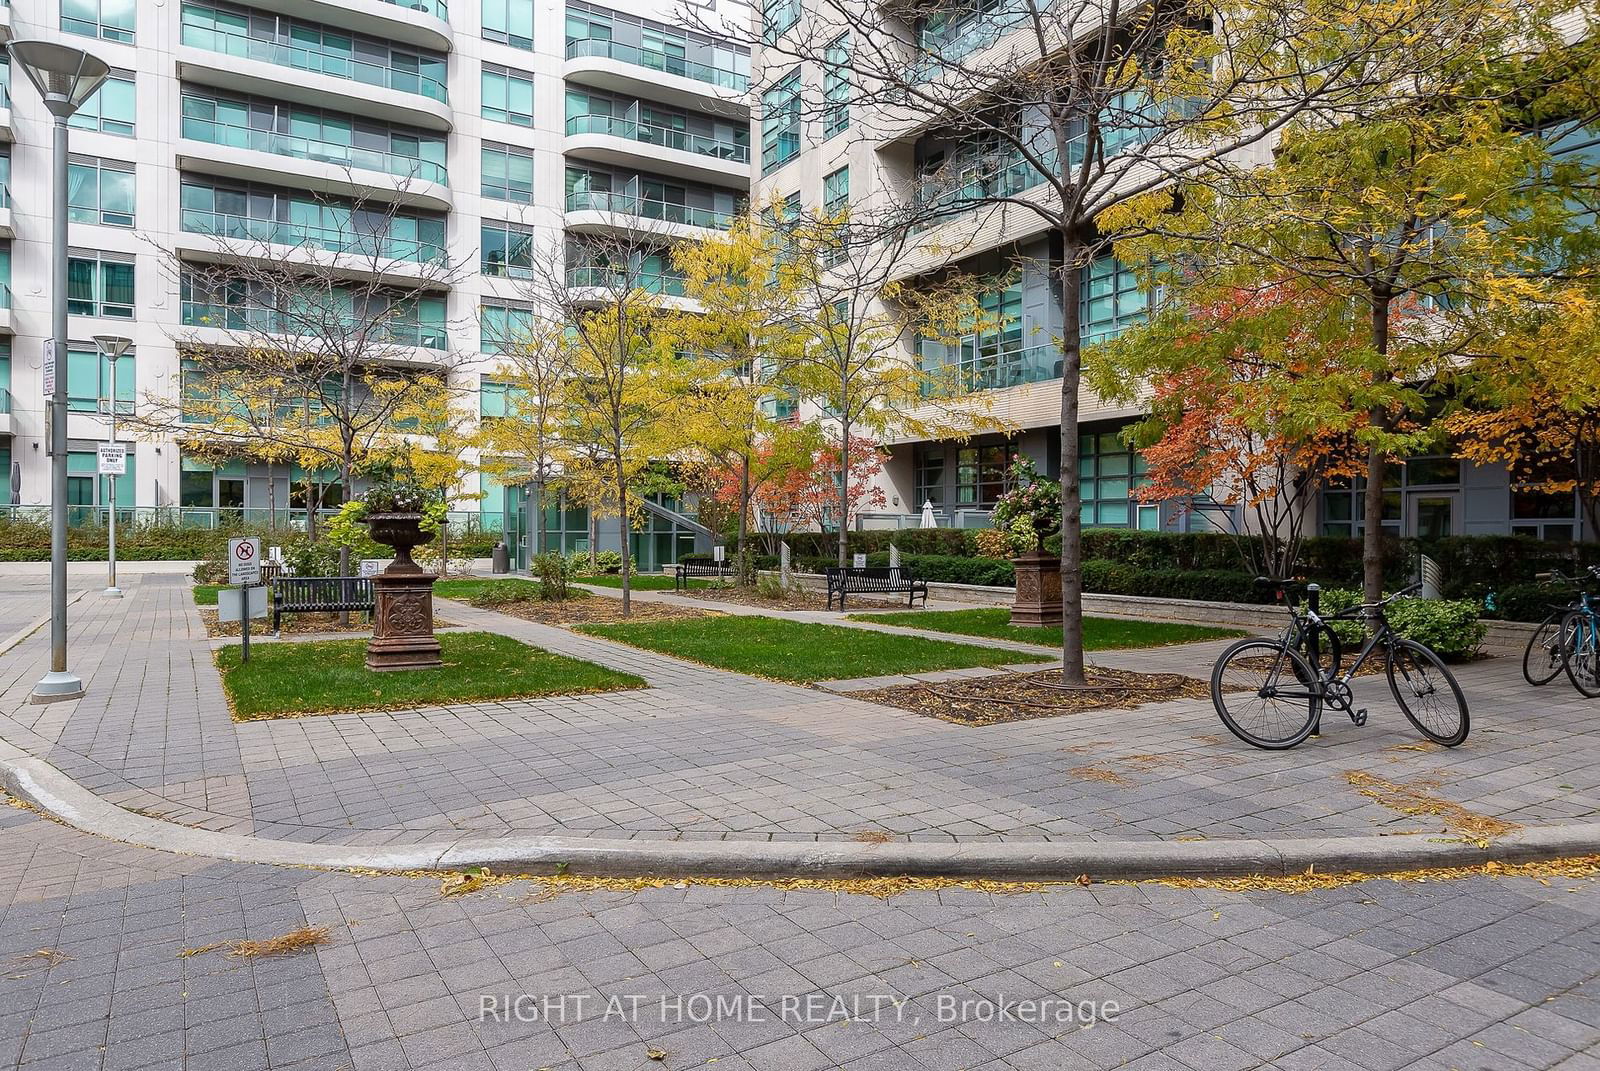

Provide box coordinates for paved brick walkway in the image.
[0,569,1596,849]
[1,799,1597,1070]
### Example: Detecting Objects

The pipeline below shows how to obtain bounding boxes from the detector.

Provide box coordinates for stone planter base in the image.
[1010,550,1063,627]
[366,572,442,671]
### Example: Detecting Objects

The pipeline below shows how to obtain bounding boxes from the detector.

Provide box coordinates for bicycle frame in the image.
[1257,582,1420,711]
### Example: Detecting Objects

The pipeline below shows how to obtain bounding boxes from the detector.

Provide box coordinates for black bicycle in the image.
[1522,567,1600,689]
[1211,581,1469,750]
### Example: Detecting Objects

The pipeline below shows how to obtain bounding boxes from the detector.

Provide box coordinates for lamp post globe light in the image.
[9,41,112,704]
[94,334,134,599]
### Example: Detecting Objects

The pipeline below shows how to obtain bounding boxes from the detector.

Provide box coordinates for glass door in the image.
[1410,493,1458,541]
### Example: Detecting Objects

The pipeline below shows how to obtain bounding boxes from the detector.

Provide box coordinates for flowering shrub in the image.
[990,459,1061,553]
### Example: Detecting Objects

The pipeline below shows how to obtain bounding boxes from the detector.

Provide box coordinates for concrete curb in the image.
[4,741,1597,881]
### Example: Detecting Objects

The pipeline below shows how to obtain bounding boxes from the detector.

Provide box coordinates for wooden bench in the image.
[675,560,733,591]
[271,576,374,632]
[825,566,929,611]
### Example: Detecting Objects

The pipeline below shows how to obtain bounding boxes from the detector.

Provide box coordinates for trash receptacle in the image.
[491,542,509,574]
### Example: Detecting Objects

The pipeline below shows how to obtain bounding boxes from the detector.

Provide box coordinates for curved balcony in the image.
[178,117,451,211]
[565,265,698,311]
[564,190,733,241]
[564,114,749,185]
[177,28,451,132]
[281,0,452,52]
[179,302,451,365]
[175,210,449,287]
[563,39,749,117]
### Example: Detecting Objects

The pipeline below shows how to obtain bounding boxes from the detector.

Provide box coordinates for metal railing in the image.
[181,303,448,349]
[921,342,1062,395]
[180,209,446,264]
[180,115,449,184]
[565,113,749,163]
[180,23,449,102]
[565,189,733,230]
[853,509,995,531]
[566,265,688,296]
[378,0,448,19]
[1,505,495,533]
[563,37,749,92]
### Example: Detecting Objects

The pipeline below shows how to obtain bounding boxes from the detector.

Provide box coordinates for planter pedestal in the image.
[364,512,442,672]
[1010,550,1063,627]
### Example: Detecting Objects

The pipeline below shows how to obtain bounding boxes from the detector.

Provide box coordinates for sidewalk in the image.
[0,568,1595,877]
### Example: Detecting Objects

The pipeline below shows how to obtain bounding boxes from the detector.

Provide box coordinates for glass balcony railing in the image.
[0,388,11,415]
[379,0,448,19]
[566,265,688,296]
[181,302,448,348]
[181,24,449,103]
[0,283,11,310]
[180,116,449,184]
[921,342,1061,395]
[564,38,749,92]
[565,189,733,230]
[180,209,446,264]
[565,113,749,163]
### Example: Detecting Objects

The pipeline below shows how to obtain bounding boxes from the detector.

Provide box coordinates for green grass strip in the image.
[576,574,715,591]
[215,631,643,719]
[577,615,1050,683]
[847,607,1242,649]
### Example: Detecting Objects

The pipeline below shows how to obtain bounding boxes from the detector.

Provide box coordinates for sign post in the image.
[97,442,126,598]
[228,538,262,662]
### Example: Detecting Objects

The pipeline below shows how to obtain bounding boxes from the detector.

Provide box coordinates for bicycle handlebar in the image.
[1535,566,1600,586]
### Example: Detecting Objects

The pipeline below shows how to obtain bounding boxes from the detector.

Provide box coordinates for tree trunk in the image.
[531,480,544,560]
[1362,293,1394,630]
[338,461,353,625]
[1057,243,1087,685]
[837,421,851,569]
[617,468,631,618]
[737,454,752,586]
[439,489,449,577]
[588,507,598,572]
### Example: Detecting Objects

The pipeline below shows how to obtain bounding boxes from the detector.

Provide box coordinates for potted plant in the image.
[991,458,1063,627]
[356,462,445,670]
[359,470,437,574]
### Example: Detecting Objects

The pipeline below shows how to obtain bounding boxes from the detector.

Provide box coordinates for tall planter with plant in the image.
[991,460,1063,627]
[357,470,443,671]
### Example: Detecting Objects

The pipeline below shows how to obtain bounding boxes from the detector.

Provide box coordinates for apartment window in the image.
[482,221,538,278]
[68,158,136,227]
[1079,429,1150,528]
[915,447,946,508]
[482,143,535,203]
[67,253,135,319]
[66,345,135,414]
[0,152,9,207]
[823,35,850,138]
[823,166,849,218]
[484,0,535,49]
[179,178,446,262]
[762,0,800,43]
[63,0,136,42]
[1079,255,1148,345]
[1511,490,1579,542]
[482,65,535,127]
[761,70,801,173]
[69,72,136,137]
[67,448,136,514]
[956,442,1016,507]
[481,303,535,353]
[1320,457,1461,539]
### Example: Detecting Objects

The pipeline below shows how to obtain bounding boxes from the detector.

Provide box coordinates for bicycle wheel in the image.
[1211,639,1321,750]
[1522,611,1572,687]
[1293,621,1343,679]
[1386,638,1469,746]
[1560,612,1600,699]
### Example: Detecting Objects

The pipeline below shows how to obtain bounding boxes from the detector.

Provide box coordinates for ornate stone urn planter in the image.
[1010,549,1064,627]
[363,511,442,671]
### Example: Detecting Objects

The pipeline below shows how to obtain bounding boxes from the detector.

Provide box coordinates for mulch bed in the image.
[487,598,716,627]
[672,586,829,610]
[854,666,1213,726]
[201,610,453,638]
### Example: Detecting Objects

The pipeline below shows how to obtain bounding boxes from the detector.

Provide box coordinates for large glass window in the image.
[761,70,802,173]
[481,303,535,353]
[484,0,535,49]
[915,446,946,508]
[482,65,535,127]
[179,178,445,262]
[482,143,535,203]
[66,347,136,414]
[63,0,136,42]
[823,35,850,138]
[68,159,136,227]
[1319,457,1460,538]
[762,0,800,42]
[1511,490,1578,542]
[69,73,137,137]
[67,254,136,319]
[823,166,849,218]
[1080,255,1147,345]
[481,221,538,279]
[956,441,1016,507]
[1079,429,1151,528]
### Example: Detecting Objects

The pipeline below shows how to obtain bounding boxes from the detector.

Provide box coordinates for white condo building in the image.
[0,0,751,567]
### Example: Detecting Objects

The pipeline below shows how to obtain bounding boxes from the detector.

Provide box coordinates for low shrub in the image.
[1317,588,1486,661]
[1486,581,1585,623]
[1081,561,1273,604]
[534,551,579,601]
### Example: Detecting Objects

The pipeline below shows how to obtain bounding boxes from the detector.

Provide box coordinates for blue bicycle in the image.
[1559,576,1600,698]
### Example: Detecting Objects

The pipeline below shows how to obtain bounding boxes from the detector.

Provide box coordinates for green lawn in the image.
[193,585,221,606]
[576,616,1052,683]
[576,574,717,591]
[846,608,1243,649]
[215,631,644,719]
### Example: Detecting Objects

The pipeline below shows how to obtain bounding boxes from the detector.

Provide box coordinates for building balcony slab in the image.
[563,130,749,187]
[175,139,453,213]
